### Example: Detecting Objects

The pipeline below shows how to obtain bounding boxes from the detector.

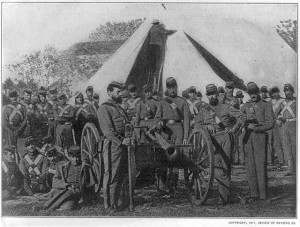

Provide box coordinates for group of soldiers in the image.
[2,76,296,212]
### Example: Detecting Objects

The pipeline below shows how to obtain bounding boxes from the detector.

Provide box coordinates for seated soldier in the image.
[19,137,50,194]
[2,145,24,200]
[45,145,66,188]
[43,145,96,211]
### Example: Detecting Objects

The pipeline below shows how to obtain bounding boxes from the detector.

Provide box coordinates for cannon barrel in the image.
[147,130,180,163]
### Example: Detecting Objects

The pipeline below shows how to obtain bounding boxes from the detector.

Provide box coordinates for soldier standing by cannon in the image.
[154,77,190,195]
[53,93,75,150]
[135,85,159,144]
[241,82,275,202]
[97,81,131,212]
[193,84,243,205]
[124,84,143,120]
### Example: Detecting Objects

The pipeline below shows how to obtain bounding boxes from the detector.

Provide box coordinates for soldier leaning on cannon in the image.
[154,77,190,196]
[2,145,24,200]
[97,81,131,212]
[235,91,246,165]
[193,84,243,205]
[19,137,50,195]
[241,82,275,202]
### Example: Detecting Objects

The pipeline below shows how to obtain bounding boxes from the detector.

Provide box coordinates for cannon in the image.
[80,120,218,207]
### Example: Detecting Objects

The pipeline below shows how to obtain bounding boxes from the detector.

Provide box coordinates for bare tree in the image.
[277,19,297,52]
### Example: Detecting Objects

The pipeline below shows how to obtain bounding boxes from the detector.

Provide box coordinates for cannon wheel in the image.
[185,127,215,205]
[81,122,103,193]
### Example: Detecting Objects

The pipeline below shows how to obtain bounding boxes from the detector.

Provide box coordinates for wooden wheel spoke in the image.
[196,154,209,165]
[197,143,207,159]
[196,178,202,200]
[82,149,90,156]
[83,136,91,151]
[198,165,210,175]
[86,129,92,150]
[199,173,209,191]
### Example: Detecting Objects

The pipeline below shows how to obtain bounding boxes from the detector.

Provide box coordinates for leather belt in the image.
[286,118,296,122]
[167,119,182,125]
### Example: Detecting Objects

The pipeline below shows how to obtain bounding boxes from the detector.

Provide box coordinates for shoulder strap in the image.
[7,104,23,123]
[24,155,41,175]
[2,161,8,173]
[58,104,71,117]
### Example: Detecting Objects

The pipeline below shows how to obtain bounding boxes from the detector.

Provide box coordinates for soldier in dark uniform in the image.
[53,94,75,149]
[43,145,96,211]
[35,88,55,141]
[152,90,161,101]
[93,93,100,110]
[47,87,58,106]
[268,86,285,168]
[2,90,27,162]
[2,145,24,200]
[124,84,143,119]
[84,86,98,120]
[277,83,296,176]
[241,82,275,201]
[219,81,239,110]
[44,145,66,188]
[155,77,190,195]
[20,89,35,137]
[97,81,131,211]
[194,84,243,205]
[135,85,159,144]
[73,92,85,145]
[19,137,50,195]
[260,86,271,102]
[149,19,177,76]
[218,86,225,94]
[236,91,246,165]
[181,89,189,100]
[195,91,203,102]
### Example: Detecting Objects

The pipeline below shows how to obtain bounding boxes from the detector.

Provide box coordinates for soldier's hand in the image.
[247,124,255,130]
[122,138,131,146]
[182,139,188,145]
[207,125,216,134]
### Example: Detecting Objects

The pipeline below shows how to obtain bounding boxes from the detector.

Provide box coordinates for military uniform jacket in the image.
[219,93,240,110]
[2,160,23,191]
[135,97,159,125]
[186,98,208,119]
[155,95,190,139]
[195,102,243,132]
[53,103,75,124]
[84,98,97,117]
[52,161,96,190]
[35,101,54,122]
[241,98,275,133]
[124,97,143,117]
[20,100,35,116]
[19,153,49,179]
[98,99,130,147]
[277,98,296,121]
[149,24,175,46]
[269,98,284,117]
[2,102,27,131]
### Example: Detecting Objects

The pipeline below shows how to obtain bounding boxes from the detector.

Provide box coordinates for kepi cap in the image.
[283,83,294,92]
[247,82,260,94]
[68,145,81,157]
[206,84,218,95]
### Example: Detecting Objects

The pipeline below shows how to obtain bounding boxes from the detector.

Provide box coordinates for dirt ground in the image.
[2,163,296,218]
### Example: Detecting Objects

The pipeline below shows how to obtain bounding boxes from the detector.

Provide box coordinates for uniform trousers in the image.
[55,124,73,149]
[211,132,233,203]
[244,131,268,199]
[156,123,183,191]
[268,124,285,165]
[102,139,128,209]
[280,122,296,174]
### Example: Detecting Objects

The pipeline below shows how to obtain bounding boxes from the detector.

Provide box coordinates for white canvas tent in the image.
[73,10,297,103]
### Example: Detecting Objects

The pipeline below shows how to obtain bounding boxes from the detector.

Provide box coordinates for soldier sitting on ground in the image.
[2,145,24,200]
[43,145,96,211]
[45,145,66,188]
[19,137,50,195]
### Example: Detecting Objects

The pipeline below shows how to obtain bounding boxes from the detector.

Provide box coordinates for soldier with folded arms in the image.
[19,137,50,195]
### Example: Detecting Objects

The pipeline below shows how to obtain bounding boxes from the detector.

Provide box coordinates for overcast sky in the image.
[2,2,297,67]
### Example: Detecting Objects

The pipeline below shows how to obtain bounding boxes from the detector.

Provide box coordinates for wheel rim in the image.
[185,127,215,205]
[81,122,102,193]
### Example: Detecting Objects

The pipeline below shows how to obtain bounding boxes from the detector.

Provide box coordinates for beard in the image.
[112,95,122,104]
[209,98,218,106]
[165,90,177,98]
